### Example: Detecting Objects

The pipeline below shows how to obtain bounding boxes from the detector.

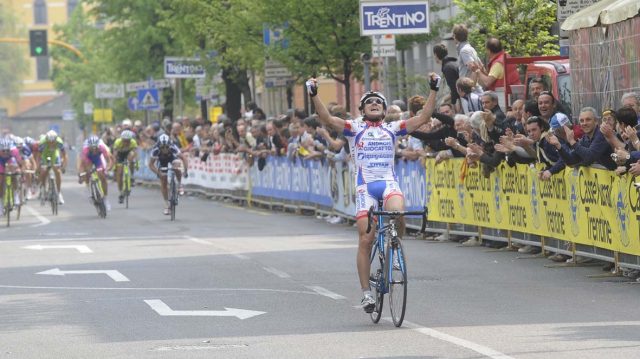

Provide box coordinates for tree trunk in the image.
[222,67,244,122]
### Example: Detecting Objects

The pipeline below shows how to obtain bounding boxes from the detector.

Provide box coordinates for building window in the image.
[34,0,48,25]
[68,0,79,18]
[36,56,50,81]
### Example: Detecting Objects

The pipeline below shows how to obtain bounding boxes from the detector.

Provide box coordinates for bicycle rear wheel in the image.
[369,253,385,324]
[169,176,176,221]
[388,237,407,327]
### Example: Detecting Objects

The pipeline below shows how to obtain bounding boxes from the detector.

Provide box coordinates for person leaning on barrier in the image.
[497,116,565,179]
[600,107,640,174]
[547,107,616,170]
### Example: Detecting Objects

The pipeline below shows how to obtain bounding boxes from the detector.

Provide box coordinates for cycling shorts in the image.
[116,150,133,164]
[84,152,105,170]
[0,157,18,175]
[355,180,404,220]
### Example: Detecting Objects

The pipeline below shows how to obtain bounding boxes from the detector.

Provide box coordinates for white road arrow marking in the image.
[22,244,93,253]
[36,268,130,282]
[144,299,266,320]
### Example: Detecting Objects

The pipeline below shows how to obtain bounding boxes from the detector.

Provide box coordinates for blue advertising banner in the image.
[360,1,430,35]
[250,157,332,207]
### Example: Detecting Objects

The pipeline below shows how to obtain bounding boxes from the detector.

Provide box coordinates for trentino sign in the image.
[164,57,206,79]
[359,1,430,35]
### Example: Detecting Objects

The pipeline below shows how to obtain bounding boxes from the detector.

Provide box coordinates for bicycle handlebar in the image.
[366,206,428,234]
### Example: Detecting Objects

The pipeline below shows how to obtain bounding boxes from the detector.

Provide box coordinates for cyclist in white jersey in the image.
[307,74,440,312]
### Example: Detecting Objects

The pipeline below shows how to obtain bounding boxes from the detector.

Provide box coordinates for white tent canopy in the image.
[561,0,640,30]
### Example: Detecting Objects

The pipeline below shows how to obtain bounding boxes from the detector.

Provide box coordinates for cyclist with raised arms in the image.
[37,130,67,204]
[148,134,188,216]
[79,135,114,211]
[307,74,440,313]
[113,130,138,204]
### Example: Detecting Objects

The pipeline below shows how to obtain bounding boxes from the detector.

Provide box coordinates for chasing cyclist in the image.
[112,130,138,204]
[37,130,67,204]
[148,134,188,215]
[78,135,114,211]
[307,74,439,313]
[0,137,24,214]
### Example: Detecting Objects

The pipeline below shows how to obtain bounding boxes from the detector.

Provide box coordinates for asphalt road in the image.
[1,176,640,359]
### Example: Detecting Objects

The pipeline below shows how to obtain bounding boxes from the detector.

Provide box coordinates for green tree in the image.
[259,0,370,110]
[51,8,107,127]
[0,4,29,102]
[163,0,264,121]
[452,0,559,57]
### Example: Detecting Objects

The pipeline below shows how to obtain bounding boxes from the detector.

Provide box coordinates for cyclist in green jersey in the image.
[37,130,68,204]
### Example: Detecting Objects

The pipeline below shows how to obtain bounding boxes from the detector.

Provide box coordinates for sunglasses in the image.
[364,98,384,105]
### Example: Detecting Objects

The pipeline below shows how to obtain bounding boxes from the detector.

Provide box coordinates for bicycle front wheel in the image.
[369,254,385,324]
[388,237,407,327]
[49,178,58,215]
[169,176,177,221]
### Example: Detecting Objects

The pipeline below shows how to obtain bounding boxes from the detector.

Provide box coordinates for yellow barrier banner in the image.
[425,159,640,256]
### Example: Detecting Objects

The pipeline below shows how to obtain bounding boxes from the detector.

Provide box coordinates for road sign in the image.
[137,88,160,110]
[83,102,93,115]
[128,97,140,111]
[372,34,396,57]
[125,79,171,92]
[263,24,289,48]
[359,0,430,35]
[62,110,76,121]
[93,109,113,123]
[164,57,206,78]
[557,0,598,38]
[95,83,125,99]
[264,59,292,78]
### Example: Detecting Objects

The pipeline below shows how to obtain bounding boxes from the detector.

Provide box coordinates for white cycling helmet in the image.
[46,130,58,141]
[120,130,134,140]
[358,91,387,111]
[87,135,100,147]
[12,136,23,146]
[157,134,170,146]
[0,138,12,151]
[24,136,35,146]
[122,118,132,128]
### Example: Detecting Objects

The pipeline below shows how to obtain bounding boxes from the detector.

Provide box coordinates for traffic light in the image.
[29,30,48,57]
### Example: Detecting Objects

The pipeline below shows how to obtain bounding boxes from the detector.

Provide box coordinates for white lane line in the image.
[186,237,213,245]
[5,234,181,243]
[305,286,346,300]
[262,266,291,278]
[25,205,50,227]
[185,236,249,260]
[0,284,316,295]
[22,244,93,253]
[399,319,515,359]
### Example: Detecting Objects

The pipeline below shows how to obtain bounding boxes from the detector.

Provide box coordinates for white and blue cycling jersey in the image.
[343,118,407,185]
[343,118,407,219]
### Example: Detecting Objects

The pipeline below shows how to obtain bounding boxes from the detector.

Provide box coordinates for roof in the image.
[561,0,640,31]
[10,94,71,121]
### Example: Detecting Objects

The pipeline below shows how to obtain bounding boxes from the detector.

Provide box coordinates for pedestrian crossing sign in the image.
[136,88,160,110]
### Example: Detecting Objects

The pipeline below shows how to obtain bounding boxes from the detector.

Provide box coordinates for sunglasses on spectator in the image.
[365,98,384,105]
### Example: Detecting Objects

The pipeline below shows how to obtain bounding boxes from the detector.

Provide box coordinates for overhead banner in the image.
[359,0,430,35]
